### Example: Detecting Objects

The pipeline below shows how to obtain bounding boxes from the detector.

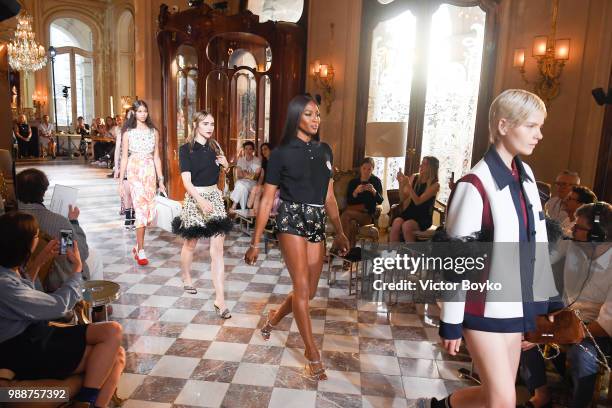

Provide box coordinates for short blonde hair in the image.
[488,89,546,144]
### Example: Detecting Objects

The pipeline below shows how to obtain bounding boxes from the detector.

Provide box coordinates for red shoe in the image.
[133,247,149,266]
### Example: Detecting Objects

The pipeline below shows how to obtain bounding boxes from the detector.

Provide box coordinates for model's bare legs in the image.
[209,234,227,310]
[401,219,419,242]
[390,217,405,242]
[181,239,198,286]
[136,227,145,251]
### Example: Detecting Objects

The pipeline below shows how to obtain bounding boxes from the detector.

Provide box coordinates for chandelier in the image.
[7,12,47,72]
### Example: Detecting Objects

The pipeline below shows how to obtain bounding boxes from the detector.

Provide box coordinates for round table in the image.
[83,280,120,321]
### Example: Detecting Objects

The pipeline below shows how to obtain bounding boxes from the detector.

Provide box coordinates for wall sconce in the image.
[120,96,138,111]
[513,0,569,105]
[32,91,47,114]
[309,59,335,113]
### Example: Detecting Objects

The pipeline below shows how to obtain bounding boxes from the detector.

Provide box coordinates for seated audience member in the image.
[92,116,116,163]
[75,116,90,137]
[560,185,597,236]
[546,170,580,222]
[75,116,91,158]
[17,168,90,290]
[390,156,440,242]
[90,117,103,137]
[229,141,261,213]
[340,157,383,247]
[247,143,273,214]
[14,114,32,159]
[38,114,56,159]
[0,212,125,408]
[519,202,611,408]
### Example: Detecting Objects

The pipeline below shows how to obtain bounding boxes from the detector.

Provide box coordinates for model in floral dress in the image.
[118,100,166,265]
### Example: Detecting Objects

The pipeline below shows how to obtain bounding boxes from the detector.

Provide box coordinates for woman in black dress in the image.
[389,156,440,242]
[0,212,125,407]
[245,95,350,380]
[14,114,32,159]
[341,157,383,247]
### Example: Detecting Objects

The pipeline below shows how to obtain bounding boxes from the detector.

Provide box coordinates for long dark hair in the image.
[260,142,271,169]
[280,94,320,145]
[0,212,39,269]
[123,100,157,131]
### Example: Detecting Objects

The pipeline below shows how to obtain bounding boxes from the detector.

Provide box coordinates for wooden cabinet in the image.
[157,3,306,200]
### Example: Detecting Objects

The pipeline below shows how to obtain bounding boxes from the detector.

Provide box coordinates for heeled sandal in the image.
[304,358,327,381]
[214,303,232,319]
[183,284,197,294]
[260,309,277,340]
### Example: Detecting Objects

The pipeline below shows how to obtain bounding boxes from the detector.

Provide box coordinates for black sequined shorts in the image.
[276,201,326,243]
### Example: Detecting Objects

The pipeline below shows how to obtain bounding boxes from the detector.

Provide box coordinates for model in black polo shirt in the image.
[171,111,233,318]
[245,95,350,380]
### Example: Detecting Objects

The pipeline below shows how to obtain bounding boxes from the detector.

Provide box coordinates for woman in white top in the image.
[229,141,261,213]
[38,115,55,159]
[118,101,166,265]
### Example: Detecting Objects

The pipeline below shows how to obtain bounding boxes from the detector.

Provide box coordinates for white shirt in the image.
[237,156,261,174]
[39,122,53,138]
[545,196,568,223]
[562,243,612,336]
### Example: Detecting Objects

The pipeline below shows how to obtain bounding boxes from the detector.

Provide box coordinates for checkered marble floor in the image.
[21,162,478,408]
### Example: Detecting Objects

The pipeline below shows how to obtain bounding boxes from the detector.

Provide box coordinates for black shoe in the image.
[345,247,362,262]
[125,209,135,229]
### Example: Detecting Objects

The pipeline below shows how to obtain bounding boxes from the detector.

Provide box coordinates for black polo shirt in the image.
[265,137,333,205]
[179,141,220,187]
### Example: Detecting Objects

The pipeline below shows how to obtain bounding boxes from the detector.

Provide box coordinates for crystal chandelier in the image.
[7,12,47,72]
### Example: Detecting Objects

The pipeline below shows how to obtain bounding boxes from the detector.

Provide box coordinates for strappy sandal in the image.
[214,303,232,319]
[304,358,327,381]
[261,309,277,340]
[183,285,197,294]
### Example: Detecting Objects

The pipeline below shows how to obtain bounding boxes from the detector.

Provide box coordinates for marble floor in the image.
[16,161,548,408]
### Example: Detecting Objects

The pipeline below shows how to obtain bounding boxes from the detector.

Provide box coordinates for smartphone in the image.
[60,229,73,255]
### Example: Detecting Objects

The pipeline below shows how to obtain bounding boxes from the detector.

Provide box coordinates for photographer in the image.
[519,202,611,408]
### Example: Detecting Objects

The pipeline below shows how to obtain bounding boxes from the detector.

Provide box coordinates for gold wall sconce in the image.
[513,0,569,105]
[32,91,47,114]
[120,96,139,111]
[309,22,336,114]
[309,59,335,113]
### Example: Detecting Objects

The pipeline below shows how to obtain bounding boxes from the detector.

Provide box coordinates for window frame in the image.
[353,0,500,187]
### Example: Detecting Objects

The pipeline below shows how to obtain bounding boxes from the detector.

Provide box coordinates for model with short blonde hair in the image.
[488,88,547,144]
[424,89,554,408]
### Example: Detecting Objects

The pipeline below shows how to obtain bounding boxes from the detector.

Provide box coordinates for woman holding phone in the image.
[172,111,233,315]
[244,94,349,380]
[0,212,125,408]
[340,157,383,248]
[119,100,166,266]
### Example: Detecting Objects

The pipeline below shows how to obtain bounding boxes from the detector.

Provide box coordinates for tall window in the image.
[360,1,493,202]
[49,18,94,128]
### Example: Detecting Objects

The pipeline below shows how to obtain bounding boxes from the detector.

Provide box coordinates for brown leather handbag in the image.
[524,309,585,344]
